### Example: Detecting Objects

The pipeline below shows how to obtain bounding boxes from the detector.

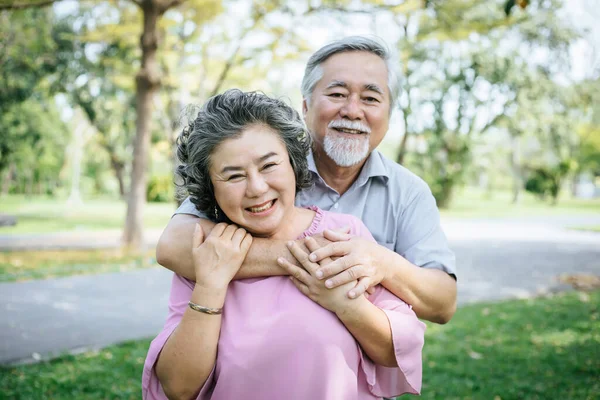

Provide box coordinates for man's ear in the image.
[301,99,308,118]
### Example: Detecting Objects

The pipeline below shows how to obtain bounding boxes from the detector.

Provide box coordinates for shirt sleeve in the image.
[142,273,215,400]
[347,216,425,397]
[174,197,207,219]
[397,179,456,277]
[358,287,425,397]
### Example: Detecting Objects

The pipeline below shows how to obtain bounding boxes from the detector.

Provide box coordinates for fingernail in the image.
[316,270,323,279]
[349,291,356,298]
[277,257,284,264]
[325,280,333,288]
[309,254,316,261]
[287,241,294,248]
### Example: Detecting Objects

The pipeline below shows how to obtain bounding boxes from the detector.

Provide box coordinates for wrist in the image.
[335,295,369,320]
[192,284,228,308]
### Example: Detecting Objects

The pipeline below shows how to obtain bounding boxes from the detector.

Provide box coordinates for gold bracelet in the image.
[188,301,223,315]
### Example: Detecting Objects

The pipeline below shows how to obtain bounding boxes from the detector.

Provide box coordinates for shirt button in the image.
[333,203,339,209]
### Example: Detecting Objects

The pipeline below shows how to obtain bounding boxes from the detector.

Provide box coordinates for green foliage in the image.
[525,161,574,202]
[1,291,598,399]
[146,175,174,203]
[0,97,69,195]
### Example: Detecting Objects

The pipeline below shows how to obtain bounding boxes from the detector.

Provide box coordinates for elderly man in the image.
[157,36,456,324]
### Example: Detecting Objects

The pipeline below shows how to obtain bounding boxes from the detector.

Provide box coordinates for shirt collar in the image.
[307,149,390,188]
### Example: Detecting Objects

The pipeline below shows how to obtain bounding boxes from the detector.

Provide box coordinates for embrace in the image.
[143,36,457,400]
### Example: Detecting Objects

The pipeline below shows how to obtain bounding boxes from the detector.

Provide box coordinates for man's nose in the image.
[246,172,269,197]
[340,94,363,120]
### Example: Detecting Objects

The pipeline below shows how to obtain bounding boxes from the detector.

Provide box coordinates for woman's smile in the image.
[245,199,278,215]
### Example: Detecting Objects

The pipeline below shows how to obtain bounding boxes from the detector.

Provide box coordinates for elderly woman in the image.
[142,89,425,400]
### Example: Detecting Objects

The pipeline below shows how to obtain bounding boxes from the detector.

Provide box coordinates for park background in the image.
[1,0,599,399]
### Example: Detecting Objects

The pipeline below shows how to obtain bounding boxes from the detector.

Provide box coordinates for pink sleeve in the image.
[141,273,215,400]
[359,287,425,397]
[348,215,426,397]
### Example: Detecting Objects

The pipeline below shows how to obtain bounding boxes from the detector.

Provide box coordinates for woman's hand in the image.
[193,223,253,290]
[277,237,358,314]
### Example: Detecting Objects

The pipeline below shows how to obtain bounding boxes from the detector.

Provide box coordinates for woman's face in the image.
[209,124,297,238]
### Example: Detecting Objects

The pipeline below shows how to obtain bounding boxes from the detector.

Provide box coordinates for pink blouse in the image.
[142,207,425,400]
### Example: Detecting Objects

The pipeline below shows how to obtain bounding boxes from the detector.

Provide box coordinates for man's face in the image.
[302,51,391,167]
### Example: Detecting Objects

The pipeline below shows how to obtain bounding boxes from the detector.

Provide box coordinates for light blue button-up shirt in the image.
[176,149,456,276]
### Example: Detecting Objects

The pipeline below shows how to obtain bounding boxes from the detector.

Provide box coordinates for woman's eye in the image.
[227,174,244,181]
[262,163,277,170]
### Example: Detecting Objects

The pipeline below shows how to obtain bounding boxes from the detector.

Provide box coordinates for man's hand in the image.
[277,237,359,314]
[308,229,391,299]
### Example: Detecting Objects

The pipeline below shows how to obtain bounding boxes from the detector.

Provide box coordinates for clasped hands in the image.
[277,228,388,312]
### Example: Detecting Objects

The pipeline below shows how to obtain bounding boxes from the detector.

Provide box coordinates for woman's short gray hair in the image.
[176,89,312,220]
[301,36,401,111]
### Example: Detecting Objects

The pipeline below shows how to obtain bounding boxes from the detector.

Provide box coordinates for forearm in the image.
[336,297,397,368]
[156,215,213,281]
[155,285,226,400]
[157,216,295,281]
[382,252,457,324]
[233,237,293,279]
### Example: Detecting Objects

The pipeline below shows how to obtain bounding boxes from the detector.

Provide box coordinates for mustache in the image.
[328,119,371,134]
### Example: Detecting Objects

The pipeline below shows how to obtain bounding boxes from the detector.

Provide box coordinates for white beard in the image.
[323,132,370,167]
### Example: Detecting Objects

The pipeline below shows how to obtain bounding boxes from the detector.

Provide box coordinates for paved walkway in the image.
[1,216,599,365]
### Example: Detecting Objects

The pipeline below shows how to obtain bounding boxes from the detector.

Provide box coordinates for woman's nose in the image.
[246,173,269,197]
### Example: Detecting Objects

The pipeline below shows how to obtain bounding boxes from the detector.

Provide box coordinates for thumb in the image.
[192,223,205,248]
[323,228,352,242]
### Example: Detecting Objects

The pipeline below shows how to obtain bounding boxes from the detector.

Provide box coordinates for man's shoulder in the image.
[374,151,431,194]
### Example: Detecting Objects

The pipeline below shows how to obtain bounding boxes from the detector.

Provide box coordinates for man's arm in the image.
[298,230,457,324]
[156,214,299,281]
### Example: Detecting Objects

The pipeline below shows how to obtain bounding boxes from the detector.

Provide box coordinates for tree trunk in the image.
[509,134,522,204]
[123,1,162,250]
[395,107,410,165]
[111,156,127,199]
[1,162,15,196]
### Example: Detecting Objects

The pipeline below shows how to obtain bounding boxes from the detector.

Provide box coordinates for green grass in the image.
[570,225,600,233]
[441,187,600,219]
[0,249,158,282]
[1,290,598,400]
[0,195,176,234]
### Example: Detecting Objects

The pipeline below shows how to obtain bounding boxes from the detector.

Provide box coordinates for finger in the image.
[366,285,376,295]
[221,224,239,240]
[192,224,205,248]
[241,233,253,251]
[315,255,355,280]
[304,237,333,263]
[324,265,365,289]
[289,277,310,297]
[323,229,353,243]
[331,225,351,234]
[231,227,247,246]
[348,277,372,299]
[277,256,313,284]
[308,241,350,263]
[286,241,319,275]
[210,222,228,238]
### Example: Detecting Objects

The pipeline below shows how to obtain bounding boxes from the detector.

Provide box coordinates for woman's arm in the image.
[280,238,400,367]
[155,224,252,399]
[156,286,226,399]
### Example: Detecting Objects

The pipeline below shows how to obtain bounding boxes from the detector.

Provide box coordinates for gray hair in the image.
[176,89,312,221]
[301,36,401,111]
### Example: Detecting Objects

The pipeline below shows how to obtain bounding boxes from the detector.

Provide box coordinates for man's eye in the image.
[365,97,379,103]
[329,93,344,98]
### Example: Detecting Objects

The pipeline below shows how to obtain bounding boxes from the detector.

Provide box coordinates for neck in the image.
[313,150,368,195]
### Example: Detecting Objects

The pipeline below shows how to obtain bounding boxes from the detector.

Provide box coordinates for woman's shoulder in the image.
[305,206,373,241]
